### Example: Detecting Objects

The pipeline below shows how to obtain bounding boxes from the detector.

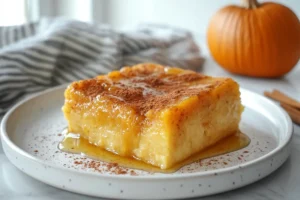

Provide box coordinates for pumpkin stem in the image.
[242,0,260,9]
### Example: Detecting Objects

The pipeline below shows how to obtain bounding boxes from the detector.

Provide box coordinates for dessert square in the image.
[62,63,243,169]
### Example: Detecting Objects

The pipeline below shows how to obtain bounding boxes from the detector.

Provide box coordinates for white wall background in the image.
[0,0,27,25]
[97,0,300,35]
[1,0,299,36]
[37,0,300,36]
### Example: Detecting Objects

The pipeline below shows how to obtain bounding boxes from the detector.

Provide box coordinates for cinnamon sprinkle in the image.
[73,158,135,175]
[70,63,227,115]
[74,161,83,165]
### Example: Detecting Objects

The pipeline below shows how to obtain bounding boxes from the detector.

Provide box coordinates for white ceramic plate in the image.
[1,85,293,199]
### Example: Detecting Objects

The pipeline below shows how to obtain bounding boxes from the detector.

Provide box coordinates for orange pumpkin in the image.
[207,0,300,77]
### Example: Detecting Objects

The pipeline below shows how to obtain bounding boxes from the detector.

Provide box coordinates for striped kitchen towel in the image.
[0,18,204,116]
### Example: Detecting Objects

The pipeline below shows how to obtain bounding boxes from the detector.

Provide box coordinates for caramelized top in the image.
[70,63,226,115]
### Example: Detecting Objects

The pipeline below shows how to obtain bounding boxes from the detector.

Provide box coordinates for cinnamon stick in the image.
[264,90,300,110]
[280,103,300,124]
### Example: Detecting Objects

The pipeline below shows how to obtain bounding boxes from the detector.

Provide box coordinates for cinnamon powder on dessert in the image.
[71,64,223,115]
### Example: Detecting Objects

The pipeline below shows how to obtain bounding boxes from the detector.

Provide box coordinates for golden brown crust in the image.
[69,63,229,115]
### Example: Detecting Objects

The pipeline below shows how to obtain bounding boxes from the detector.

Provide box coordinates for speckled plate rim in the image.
[0,84,293,181]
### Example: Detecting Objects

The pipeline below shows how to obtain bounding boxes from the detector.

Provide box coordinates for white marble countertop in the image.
[1,51,300,199]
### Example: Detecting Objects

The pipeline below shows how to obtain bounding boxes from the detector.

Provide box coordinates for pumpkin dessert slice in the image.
[62,63,244,169]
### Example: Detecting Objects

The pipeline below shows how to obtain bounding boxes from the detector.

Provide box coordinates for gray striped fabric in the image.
[0,18,204,116]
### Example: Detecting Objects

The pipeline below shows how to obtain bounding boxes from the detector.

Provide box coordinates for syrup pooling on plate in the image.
[58,129,250,173]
